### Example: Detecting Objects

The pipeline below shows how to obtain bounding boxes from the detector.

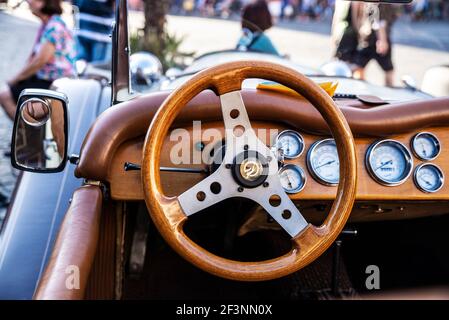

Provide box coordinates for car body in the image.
[1,0,448,300]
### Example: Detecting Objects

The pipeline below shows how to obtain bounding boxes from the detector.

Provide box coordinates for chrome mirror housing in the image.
[75,59,88,77]
[11,89,69,173]
[130,52,163,92]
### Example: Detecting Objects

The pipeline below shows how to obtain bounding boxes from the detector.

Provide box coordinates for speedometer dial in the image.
[275,130,304,159]
[279,164,306,193]
[366,140,413,186]
[307,139,339,186]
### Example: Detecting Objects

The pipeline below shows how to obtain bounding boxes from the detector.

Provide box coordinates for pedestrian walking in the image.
[331,0,358,64]
[352,2,397,87]
[72,0,114,63]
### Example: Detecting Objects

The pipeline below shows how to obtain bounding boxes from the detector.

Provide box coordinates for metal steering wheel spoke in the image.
[178,164,235,216]
[248,175,309,238]
[220,90,252,133]
[221,90,309,236]
[219,90,273,163]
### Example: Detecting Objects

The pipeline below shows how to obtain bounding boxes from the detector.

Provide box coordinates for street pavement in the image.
[0,7,448,226]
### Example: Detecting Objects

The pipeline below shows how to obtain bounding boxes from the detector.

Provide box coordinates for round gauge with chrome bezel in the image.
[411,132,441,161]
[307,138,340,186]
[414,163,444,193]
[366,139,413,186]
[278,164,307,194]
[275,130,305,159]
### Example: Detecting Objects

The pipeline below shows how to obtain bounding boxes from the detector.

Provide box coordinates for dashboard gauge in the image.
[275,130,305,159]
[366,140,413,186]
[414,163,444,193]
[279,164,306,193]
[307,139,340,186]
[411,132,441,161]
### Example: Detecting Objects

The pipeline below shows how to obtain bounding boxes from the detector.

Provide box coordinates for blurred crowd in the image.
[167,0,449,21]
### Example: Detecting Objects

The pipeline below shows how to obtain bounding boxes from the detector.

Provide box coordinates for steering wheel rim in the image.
[142,61,357,281]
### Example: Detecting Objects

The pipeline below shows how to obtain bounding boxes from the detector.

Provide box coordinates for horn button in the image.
[232,150,269,188]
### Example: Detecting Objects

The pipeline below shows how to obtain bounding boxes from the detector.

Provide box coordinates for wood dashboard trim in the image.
[75,89,449,181]
[108,122,449,202]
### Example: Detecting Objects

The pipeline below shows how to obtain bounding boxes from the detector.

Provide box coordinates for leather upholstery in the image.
[74,89,449,181]
[33,185,102,300]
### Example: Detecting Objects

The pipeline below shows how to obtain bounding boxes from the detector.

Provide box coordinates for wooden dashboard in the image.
[71,91,449,223]
[108,121,449,202]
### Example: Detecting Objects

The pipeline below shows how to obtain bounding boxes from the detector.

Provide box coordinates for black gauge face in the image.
[279,164,306,193]
[307,139,339,186]
[411,132,441,161]
[414,164,444,193]
[366,140,413,186]
[275,130,305,159]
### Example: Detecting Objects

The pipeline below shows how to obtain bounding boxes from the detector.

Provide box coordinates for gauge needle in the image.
[375,160,393,171]
[421,142,427,157]
[315,160,336,169]
[284,173,293,188]
[421,178,432,186]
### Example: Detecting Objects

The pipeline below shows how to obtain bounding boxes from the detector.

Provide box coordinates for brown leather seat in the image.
[33,185,102,300]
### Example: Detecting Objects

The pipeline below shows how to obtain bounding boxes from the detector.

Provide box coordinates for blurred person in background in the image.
[0,0,76,120]
[129,0,143,11]
[352,2,397,87]
[331,0,358,64]
[279,0,298,20]
[412,0,428,20]
[237,0,280,56]
[72,0,114,63]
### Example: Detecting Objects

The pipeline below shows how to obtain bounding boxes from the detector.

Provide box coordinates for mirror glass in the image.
[13,96,67,172]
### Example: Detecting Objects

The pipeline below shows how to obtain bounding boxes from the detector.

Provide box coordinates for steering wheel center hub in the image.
[240,158,264,181]
[232,150,269,188]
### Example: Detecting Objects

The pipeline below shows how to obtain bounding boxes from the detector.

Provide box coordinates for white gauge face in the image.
[307,139,339,185]
[276,130,305,159]
[279,164,306,193]
[367,140,413,186]
[412,133,440,161]
[414,164,444,193]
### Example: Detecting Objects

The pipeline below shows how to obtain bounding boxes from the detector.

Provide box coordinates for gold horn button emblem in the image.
[240,158,263,181]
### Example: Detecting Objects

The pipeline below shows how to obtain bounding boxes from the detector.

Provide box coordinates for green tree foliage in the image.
[134,0,194,70]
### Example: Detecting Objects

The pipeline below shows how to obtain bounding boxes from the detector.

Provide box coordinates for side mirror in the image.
[11,89,69,173]
[130,52,163,93]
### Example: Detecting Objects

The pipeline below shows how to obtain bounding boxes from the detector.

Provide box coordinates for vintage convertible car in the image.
[1,0,448,300]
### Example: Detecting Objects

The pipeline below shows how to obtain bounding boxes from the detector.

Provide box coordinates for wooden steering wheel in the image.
[142,61,357,281]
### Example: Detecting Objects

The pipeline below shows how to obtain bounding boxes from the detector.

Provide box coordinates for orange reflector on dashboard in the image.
[256,81,338,98]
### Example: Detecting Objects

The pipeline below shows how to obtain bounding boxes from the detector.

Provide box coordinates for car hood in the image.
[161,51,432,102]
